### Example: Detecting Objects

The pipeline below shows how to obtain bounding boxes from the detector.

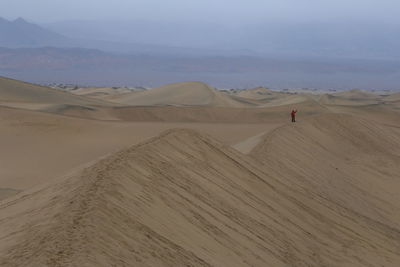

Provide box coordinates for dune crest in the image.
[1,76,400,266]
[0,76,109,106]
[235,87,275,100]
[1,119,400,266]
[252,113,400,228]
[110,81,246,107]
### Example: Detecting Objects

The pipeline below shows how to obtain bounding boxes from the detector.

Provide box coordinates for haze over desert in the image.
[2,0,400,265]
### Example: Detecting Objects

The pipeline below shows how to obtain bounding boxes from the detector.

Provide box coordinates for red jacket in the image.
[291,110,297,117]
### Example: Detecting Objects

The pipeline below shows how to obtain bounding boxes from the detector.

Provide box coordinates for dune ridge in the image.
[110,81,246,107]
[1,114,400,266]
[1,76,400,266]
[252,114,400,228]
[0,76,114,115]
[235,87,275,100]
[0,76,109,106]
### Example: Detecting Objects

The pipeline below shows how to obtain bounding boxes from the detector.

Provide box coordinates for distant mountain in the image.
[0,17,69,47]
[242,21,400,60]
[2,17,400,60]
[0,47,117,70]
[2,46,398,72]
[45,19,400,60]
[0,17,251,57]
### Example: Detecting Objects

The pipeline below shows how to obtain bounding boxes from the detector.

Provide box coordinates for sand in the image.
[108,81,247,107]
[0,105,272,190]
[0,76,399,266]
[0,76,110,107]
[234,87,276,100]
[70,86,146,101]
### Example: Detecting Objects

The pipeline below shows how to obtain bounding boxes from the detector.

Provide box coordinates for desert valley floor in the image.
[0,76,399,266]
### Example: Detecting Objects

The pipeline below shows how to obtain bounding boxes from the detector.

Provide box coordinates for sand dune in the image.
[319,94,381,106]
[333,89,380,99]
[0,77,116,117]
[0,77,125,120]
[252,114,400,227]
[72,87,132,97]
[71,87,146,101]
[386,92,400,101]
[228,87,316,108]
[319,89,384,106]
[0,105,271,190]
[259,94,312,107]
[0,76,109,108]
[109,82,246,107]
[1,118,399,266]
[2,76,374,122]
[0,76,400,266]
[109,92,328,123]
[110,100,327,123]
[235,87,276,100]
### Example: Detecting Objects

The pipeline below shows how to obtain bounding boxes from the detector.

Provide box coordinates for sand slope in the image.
[0,76,125,120]
[384,92,400,109]
[252,113,400,230]
[227,87,316,108]
[71,87,146,101]
[0,105,271,190]
[385,92,400,101]
[0,76,119,121]
[319,89,384,106]
[1,117,400,266]
[110,82,245,107]
[332,89,380,99]
[0,188,20,201]
[235,87,276,100]
[0,76,399,266]
[0,76,109,107]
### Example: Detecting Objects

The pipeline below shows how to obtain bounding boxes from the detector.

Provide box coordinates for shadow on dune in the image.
[1,113,399,266]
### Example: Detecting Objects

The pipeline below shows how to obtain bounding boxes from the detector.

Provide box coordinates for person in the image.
[291,109,297,122]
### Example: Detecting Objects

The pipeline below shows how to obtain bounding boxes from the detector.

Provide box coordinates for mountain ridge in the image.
[0,17,68,47]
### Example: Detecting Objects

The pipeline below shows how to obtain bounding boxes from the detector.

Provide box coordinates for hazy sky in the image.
[2,0,400,24]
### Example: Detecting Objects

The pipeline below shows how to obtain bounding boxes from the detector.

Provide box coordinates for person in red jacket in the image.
[291,109,297,122]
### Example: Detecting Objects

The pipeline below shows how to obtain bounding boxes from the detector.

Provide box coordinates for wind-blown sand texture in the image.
[0,76,399,266]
